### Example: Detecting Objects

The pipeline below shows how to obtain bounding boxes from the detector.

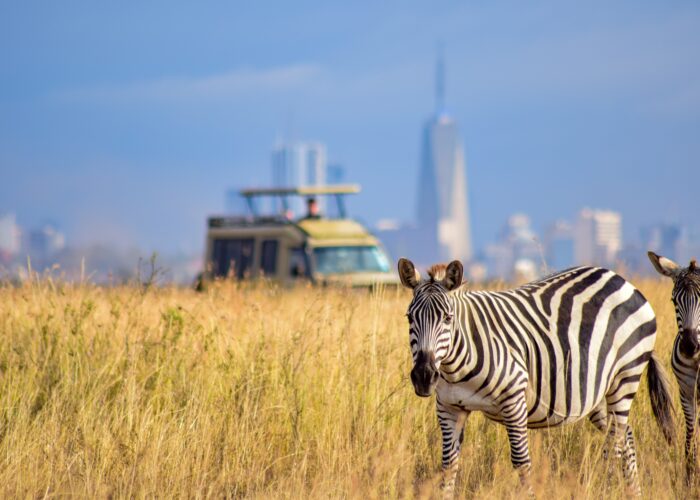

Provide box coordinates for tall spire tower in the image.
[415,49,472,264]
[435,43,445,114]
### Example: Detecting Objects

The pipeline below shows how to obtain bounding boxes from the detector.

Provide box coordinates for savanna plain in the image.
[0,276,694,498]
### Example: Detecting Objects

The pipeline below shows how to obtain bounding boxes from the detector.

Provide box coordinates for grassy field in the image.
[0,276,692,498]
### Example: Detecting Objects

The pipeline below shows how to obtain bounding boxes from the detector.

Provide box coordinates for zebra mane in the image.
[426,264,448,282]
[677,260,700,293]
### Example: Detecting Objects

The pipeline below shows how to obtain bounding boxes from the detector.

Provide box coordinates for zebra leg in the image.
[605,411,641,495]
[588,402,618,485]
[679,383,698,484]
[501,394,533,496]
[603,365,644,496]
[588,402,608,434]
[621,425,641,495]
[436,400,469,498]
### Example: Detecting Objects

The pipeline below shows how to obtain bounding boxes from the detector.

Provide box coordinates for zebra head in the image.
[398,258,463,397]
[648,251,700,359]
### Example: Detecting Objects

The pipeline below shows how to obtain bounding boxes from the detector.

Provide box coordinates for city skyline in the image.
[415,51,472,264]
[1,1,699,267]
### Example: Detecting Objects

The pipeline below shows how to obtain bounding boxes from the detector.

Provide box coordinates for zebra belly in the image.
[524,398,590,428]
[436,380,500,414]
[523,379,602,427]
[437,379,597,427]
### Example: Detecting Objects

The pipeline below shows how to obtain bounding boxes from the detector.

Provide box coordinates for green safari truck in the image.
[203,185,398,287]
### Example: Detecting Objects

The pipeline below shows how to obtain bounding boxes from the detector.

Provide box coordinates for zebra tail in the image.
[646,351,676,445]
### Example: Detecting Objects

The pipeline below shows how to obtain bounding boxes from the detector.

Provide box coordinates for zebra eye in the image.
[445,314,453,324]
[406,313,414,323]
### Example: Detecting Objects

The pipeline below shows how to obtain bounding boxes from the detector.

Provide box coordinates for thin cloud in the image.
[55,64,323,103]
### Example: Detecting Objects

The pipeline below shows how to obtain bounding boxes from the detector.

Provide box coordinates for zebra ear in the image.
[443,260,464,291]
[647,251,681,278]
[398,258,420,289]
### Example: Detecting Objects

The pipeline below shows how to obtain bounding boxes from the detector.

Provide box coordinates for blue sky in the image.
[1,1,699,255]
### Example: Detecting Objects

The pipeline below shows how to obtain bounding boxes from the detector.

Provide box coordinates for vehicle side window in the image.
[212,238,254,278]
[260,240,278,276]
[289,247,310,278]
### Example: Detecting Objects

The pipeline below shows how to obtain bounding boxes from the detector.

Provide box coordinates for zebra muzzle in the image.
[679,329,700,359]
[410,351,439,397]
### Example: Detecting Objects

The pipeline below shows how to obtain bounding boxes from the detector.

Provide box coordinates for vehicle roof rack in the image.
[239,184,361,197]
[238,184,361,218]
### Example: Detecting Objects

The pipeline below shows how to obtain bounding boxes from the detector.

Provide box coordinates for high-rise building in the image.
[675,227,700,265]
[640,223,682,262]
[271,141,327,216]
[482,213,542,281]
[0,213,21,263]
[483,242,514,281]
[415,52,472,264]
[574,208,622,267]
[545,220,575,271]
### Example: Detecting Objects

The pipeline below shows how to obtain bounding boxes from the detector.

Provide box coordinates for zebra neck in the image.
[440,293,475,381]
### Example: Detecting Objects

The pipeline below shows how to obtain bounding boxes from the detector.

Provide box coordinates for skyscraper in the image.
[574,208,622,267]
[545,220,575,270]
[640,223,682,262]
[415,52,472,264]
[271,141,327,216]
[0,213,20,263]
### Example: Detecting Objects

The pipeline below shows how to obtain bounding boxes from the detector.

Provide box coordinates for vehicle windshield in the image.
[313,246,390,275]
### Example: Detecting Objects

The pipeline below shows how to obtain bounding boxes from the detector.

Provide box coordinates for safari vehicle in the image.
[202,185,398,287]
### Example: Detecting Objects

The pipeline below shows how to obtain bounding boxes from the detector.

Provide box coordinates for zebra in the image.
[398,258,675,497]
[648,251,700,483]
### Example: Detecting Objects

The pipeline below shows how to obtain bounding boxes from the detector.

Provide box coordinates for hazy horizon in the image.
[2,1,699,258]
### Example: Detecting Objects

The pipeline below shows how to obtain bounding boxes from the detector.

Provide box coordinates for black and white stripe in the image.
[648,251,700,484]
[399,258,674,497]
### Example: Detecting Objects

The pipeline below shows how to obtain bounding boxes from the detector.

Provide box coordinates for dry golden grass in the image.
[0,277,692,498]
